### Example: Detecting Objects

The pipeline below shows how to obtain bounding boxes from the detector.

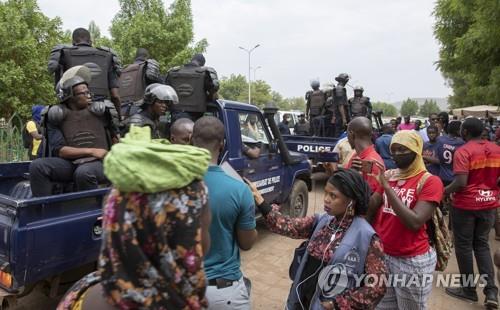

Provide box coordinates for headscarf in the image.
[389,130,427,180]
[104,126,211,193]
[328,168,371,215]
[31,105,44,124]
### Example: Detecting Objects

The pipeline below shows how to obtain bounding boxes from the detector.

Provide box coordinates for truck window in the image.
[239,112,270,145]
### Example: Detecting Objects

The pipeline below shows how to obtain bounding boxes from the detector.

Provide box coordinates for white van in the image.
[274,111,303,134]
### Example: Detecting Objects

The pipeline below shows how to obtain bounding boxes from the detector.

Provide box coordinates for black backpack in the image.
[22,123,32,149]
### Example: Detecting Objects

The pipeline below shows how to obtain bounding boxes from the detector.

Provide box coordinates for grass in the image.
[0,113,28,162]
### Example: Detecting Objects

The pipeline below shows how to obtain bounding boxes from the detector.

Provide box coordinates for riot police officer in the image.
[125,84,179,139]
[48,28,122,117]
[119,48,162,119]
[326,73,349,137]
[165,53,219,122]
[294,113,310,136]
[29,66,119,197]
[305,79,326,135]
[348,86,372,120]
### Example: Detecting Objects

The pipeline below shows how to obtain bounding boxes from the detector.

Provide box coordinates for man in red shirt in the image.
[345,117,385,223]
[445,117,500,308]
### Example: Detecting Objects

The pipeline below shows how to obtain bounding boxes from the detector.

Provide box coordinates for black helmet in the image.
[310,79,320,89]
[143,83,179,106]
[335,73,350,83]
[56,66,92,102]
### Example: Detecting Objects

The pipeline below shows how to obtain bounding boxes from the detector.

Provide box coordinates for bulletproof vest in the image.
[62,45,111,98]
[167,65,207,113]
[126,111,160,138]
[60,106,109,150]
[295,122,310,135]
[309,90,325,116]
[119,62,146,104]
[333,85,347,105]
[349,96,370,117]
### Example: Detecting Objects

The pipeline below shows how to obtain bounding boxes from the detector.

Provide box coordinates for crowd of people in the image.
[16,26,500,310]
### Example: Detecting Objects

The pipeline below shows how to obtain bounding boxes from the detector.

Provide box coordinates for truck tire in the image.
[284,180,308,218]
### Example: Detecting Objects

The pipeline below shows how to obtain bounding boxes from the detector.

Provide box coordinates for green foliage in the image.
[88,21,112,48]
[434,0,500,108]
[400,98,419,116]
[418,99,441,116]
[372,102,398,117]
[0,0,65,119]
[110,0,207,71]
[0,113,27,162]
[218,74,248,102]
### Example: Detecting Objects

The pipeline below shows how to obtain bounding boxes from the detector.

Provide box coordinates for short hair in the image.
[426,125,438,133]
[135,48,150,60]
[192,116,225,151]
[448,121,461,136]
[72,28,91,43]
[170,118,194,136]
[191,53,206,66]
[382,123,394,134]
[461,117,484,138]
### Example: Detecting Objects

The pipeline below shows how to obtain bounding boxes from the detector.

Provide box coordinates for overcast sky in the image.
[38,0,451,103]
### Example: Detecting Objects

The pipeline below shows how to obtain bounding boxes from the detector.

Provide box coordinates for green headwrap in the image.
[104,126,211,193]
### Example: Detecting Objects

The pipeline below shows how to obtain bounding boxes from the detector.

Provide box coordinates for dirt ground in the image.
[11,173,500,309]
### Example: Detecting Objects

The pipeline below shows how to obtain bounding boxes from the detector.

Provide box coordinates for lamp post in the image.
[252,66,262,81]
[239,44,260,104]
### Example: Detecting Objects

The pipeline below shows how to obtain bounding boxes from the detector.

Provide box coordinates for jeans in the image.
[451,207,498,295]
[29,157,107,197]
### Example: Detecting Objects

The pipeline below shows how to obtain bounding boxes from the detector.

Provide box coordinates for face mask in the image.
[392,152,417,169]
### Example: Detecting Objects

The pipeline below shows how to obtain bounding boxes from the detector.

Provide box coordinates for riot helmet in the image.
[56,65,92,103]
[334,73,350,84]
[310,79,320,90]
[354,85,364,96]
[143,83,179,107]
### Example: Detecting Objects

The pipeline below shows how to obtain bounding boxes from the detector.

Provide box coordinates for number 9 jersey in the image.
[436,135,465,185]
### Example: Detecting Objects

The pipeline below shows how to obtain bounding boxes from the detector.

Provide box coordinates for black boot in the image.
[484,290,499,309]
[445,287,478,302]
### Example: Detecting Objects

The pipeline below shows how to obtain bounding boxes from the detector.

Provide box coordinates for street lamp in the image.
[252,66,262,81]
[239,44,260,104]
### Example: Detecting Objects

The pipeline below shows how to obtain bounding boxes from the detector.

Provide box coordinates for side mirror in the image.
[269,140,278,153]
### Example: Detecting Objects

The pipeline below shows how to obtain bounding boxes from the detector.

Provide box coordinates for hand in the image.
[369,161,389,188]
[350,157,362,171]
[91,148,108,159]
[243,177,264,206]
[320,300,335,310]
[323,162,337,175]
[331,117,336,124]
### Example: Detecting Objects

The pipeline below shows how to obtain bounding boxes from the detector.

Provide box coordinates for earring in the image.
[347,205,355,216]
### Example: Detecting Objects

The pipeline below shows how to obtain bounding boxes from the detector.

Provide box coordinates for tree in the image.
[110,0,207,70]
[251,80,272,108]
[400,98,419,116]
[0,0,66,118]
[88,21,112,47]
[219,74,248,102]
[418,99,441,116]
[372,102,398,117]
[434,0,500,108]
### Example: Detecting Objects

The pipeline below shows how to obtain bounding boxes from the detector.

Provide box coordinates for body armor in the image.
[294,122,310,135]
[58,105,109,150]
[126,111,160,138]
[349,96,371,118]
[166,65,208,113]
[119,62,146,104]
[54,45,116,98]
[308,90,326,117]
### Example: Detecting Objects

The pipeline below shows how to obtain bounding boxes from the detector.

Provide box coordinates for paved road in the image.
[12,173,499,309]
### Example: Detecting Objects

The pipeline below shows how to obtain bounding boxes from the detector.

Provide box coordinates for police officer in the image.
[294,113,310,136]
[48,28,122,117]
[119,48,162,119]
[348,86,372,120]
[125,83,179,139]
[305,79,326,136]
[29,66,118,197]
[326,73,349,137]
[165,53,219,122]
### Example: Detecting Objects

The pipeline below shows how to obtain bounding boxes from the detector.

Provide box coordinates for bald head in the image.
[348,117,372,137]
[170,118,194,145]
[192,116,225,155]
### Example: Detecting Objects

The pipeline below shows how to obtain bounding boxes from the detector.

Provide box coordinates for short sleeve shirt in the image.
[346,145,385,195]
[203,165,256,280]
[423,141,440,176]
[26,120,41,156]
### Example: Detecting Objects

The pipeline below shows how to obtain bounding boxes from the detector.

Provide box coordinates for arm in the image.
[242,144,261,159]
[236,229,258,251]
[422,155,440,165]
[59,146,107,160]
[339,103,347,125]
[445,173,468,195]
[26,121,43,140]
[201,199,211,255]
[367,192,383,224]
[109,88,122,120]
[323,236,388,310]
[235,187,258,251]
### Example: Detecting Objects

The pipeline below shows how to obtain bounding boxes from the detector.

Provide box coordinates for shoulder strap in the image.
[312,214,332,237]
[417,172,433,195]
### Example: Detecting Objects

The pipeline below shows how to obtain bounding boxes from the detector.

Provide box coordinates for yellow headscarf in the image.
[389,130,427,180]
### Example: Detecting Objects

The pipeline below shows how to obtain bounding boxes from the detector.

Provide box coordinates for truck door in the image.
[238,112,283,203]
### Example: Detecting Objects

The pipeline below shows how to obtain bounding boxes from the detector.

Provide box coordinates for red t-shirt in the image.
[452,140,500,210]
[374,171,443,257]
[346,145,385,195]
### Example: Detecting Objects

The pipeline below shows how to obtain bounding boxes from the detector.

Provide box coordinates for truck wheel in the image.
[284,180,308,218]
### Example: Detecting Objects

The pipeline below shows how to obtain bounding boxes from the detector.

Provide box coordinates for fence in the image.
[0,113,27,162]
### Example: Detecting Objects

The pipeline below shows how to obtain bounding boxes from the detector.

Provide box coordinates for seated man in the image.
[125,83,178,139]
[170,118,194,145]
[29,66,118,197]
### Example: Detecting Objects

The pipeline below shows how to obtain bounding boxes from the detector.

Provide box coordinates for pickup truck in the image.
[0,100,312,307]
[282,135,339,165]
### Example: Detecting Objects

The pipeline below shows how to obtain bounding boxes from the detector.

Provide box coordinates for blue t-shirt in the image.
[423,141,440,176]
[436,135,465,183]
[375,134,396,169]
[203,165,256,280]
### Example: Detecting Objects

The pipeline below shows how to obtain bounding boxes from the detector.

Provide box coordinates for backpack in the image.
[417,172,452,272]
[22,123,33,149]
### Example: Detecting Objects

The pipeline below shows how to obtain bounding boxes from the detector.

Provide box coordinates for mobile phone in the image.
[360,160,374,173]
